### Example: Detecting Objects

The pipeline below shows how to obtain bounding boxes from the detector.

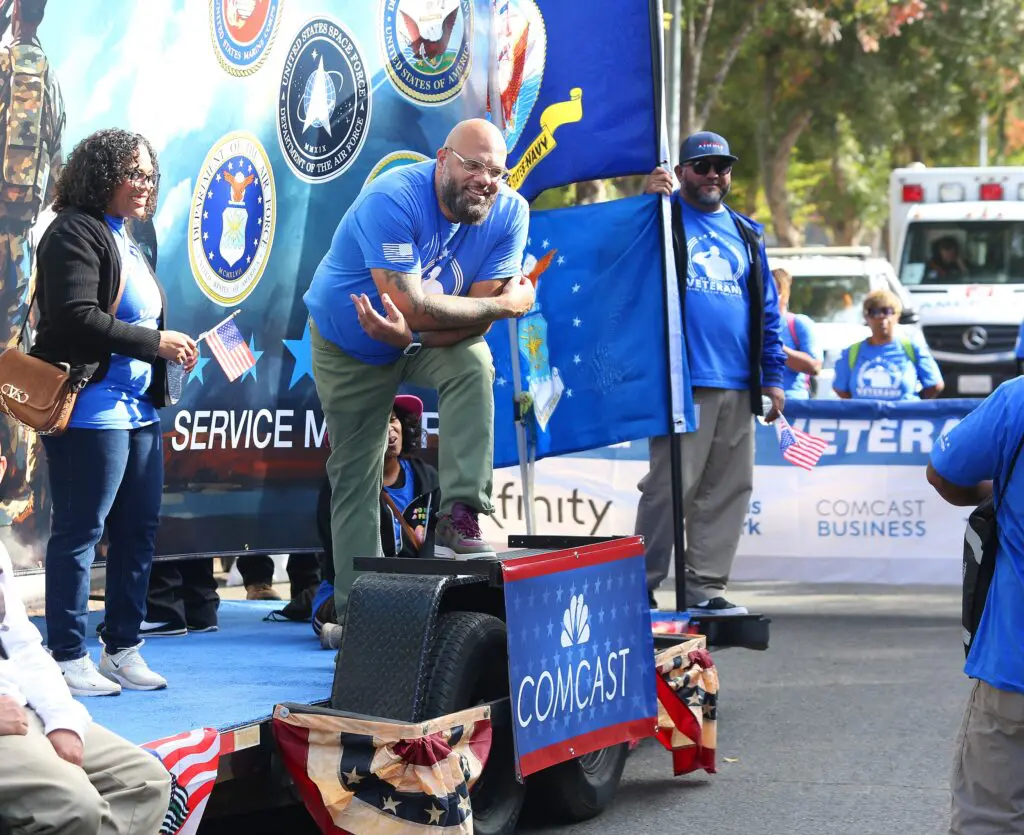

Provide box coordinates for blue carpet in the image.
[34,601,334,745]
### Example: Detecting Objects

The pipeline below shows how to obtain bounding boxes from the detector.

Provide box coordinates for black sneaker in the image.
[97,620,189,639]
[187,624,219,634]
[687,597,748,617]
[648,589,659,610]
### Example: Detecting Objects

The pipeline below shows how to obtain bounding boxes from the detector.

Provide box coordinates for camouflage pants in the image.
[0,227,44,558]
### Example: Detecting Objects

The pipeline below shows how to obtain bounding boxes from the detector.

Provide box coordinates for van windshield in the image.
[899,220,1024,285]
[788,275,871,324]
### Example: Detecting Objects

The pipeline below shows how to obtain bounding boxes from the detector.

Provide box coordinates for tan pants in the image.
[0,708,170,835]
[950,679,1024,834]
[634,387,754,607]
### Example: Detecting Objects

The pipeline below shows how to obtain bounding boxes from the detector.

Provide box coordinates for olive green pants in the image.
[310,319,495,621]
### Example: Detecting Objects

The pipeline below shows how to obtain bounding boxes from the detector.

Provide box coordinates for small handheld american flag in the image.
[774,414,829,470]
[202,313,255,382]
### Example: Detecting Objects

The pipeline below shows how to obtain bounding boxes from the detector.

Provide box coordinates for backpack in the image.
[786,314,800,350]
[847,338,916,370]
[961,433,1024,658]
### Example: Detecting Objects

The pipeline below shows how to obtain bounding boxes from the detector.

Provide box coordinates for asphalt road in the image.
[200,581,969,835]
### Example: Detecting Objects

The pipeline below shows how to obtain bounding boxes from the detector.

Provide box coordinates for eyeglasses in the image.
[687,158,733,176]
[127,168,159,189]
[445,147,510,182]
[866,307,896,318]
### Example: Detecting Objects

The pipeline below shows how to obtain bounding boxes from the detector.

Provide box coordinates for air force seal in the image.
[210,0,281,76]
[278,17,371,183]
[363,150,430,188]
[189,132,276,306]
[380,0,473,106]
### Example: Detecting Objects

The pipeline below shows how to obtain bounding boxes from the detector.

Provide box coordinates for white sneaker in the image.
[99,641,167,691]
[58,655,122,697]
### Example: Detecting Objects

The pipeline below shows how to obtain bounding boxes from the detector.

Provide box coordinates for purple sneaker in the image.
[434,502,497,560]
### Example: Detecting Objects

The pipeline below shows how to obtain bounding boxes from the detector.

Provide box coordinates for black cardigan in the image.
[29,208,171,408]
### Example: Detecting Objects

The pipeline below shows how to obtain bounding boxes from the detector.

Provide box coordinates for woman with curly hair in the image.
[30,128,197,696]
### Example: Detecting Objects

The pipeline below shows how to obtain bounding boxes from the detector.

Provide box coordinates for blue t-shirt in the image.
[781,312,821,400]
[680,199,751,390]
[304,161,529,364]
[833,336,942,401]
[383,458,415,553]
[930,378,1024,693]
[70,216,161,430]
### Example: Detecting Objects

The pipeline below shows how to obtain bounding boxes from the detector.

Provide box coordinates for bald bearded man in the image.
[304,119,534,628]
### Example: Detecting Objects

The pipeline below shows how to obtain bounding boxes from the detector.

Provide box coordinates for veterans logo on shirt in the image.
[379,0,474,106]
[277,16,371,183]
[209,0,282,76]
[188,131,276,306]
[855,359,903,399]
[686,232,744,298]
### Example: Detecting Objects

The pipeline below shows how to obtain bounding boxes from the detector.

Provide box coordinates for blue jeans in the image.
[42,423,163,661]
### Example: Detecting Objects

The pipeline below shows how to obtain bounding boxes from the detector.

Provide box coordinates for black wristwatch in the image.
[403,332,423,357]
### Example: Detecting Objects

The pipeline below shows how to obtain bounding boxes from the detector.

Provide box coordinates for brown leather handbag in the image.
[0,273,126,436]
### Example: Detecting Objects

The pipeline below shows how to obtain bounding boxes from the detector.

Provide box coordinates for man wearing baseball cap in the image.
[635,130,786,616]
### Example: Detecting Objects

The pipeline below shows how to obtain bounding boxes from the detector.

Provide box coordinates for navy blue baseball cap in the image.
[679,131,738,164]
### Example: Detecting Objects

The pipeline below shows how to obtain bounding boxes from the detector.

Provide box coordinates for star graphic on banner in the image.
[203,231,209,241]
[610,606,617,621]
[602,701,610,716]
[557,255,566,266]
[527,236,532,246]
[533,624,540,639]
[604,638,612,653]
[540,655,547,668]
[569,583,576,596]
[605,577,613,592]
[227,160,234,170]
[203,210,208,220]
[553,651,561,666]
[687,692,702,707]
[563,714,571,729]
[206,190,213,201]
[187,354,211,386]
[258,194,263,205]
[632,695,644,710]
[546,619,554,636]
[382,796,401,814]
[342,766,363,786]
[207,250,214,260]
[542,589,550,604]
[583,579,589,595]
[282,322,314,389]
[496,376,507,387]
[573,354,581,365]
[590,705,597,720]
[566,389,573,398]
[241,335,263,382]
[556,585,564,602]
[542,238,550,248]
[598,608,605,624]
[573,317,581,327]
[311,48,319,60]
[458,794,472,816]
[215,172,222,182]
[572,283,580,293]
[528,590,535,607]
[427,806,445,824]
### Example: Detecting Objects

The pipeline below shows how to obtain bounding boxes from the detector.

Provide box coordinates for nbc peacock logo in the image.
[560,594,590,647]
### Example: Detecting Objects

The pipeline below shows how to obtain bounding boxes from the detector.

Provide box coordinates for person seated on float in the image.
[833,288,943,401]
[311,394,440,649]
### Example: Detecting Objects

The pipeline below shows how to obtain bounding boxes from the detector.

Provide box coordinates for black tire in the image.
[422,611,524,835]
[525,743,629,823]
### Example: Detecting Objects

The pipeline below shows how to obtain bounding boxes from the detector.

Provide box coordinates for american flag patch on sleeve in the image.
[381,242,414,263]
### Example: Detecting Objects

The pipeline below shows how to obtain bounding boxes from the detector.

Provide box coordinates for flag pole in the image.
[651,0,689,614]
[197,309,242,344]
[507,319,535,535]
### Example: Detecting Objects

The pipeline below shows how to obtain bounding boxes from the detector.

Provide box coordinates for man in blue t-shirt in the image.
[303,118,534,626]
[634,131,786,616]
[927,379,1024,831]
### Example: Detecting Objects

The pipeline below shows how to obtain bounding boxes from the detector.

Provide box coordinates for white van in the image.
[766,247,924,399]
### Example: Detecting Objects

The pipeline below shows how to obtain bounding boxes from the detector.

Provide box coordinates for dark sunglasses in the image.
[687,158,733,176]
[867,307,896,318]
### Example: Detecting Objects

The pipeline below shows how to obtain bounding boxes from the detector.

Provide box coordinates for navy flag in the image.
[487,0,659,200]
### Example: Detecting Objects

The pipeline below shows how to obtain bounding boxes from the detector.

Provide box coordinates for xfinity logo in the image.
[962,326,988,351]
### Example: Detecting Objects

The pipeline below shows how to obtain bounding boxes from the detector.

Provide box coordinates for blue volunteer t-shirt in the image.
[833,336,942,401]
[304,161,529,364]
[930,378,1024,693]
[69,216,161,430]
[383,458,415,553]
[781,312,821,400]
[680,199,751,390]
